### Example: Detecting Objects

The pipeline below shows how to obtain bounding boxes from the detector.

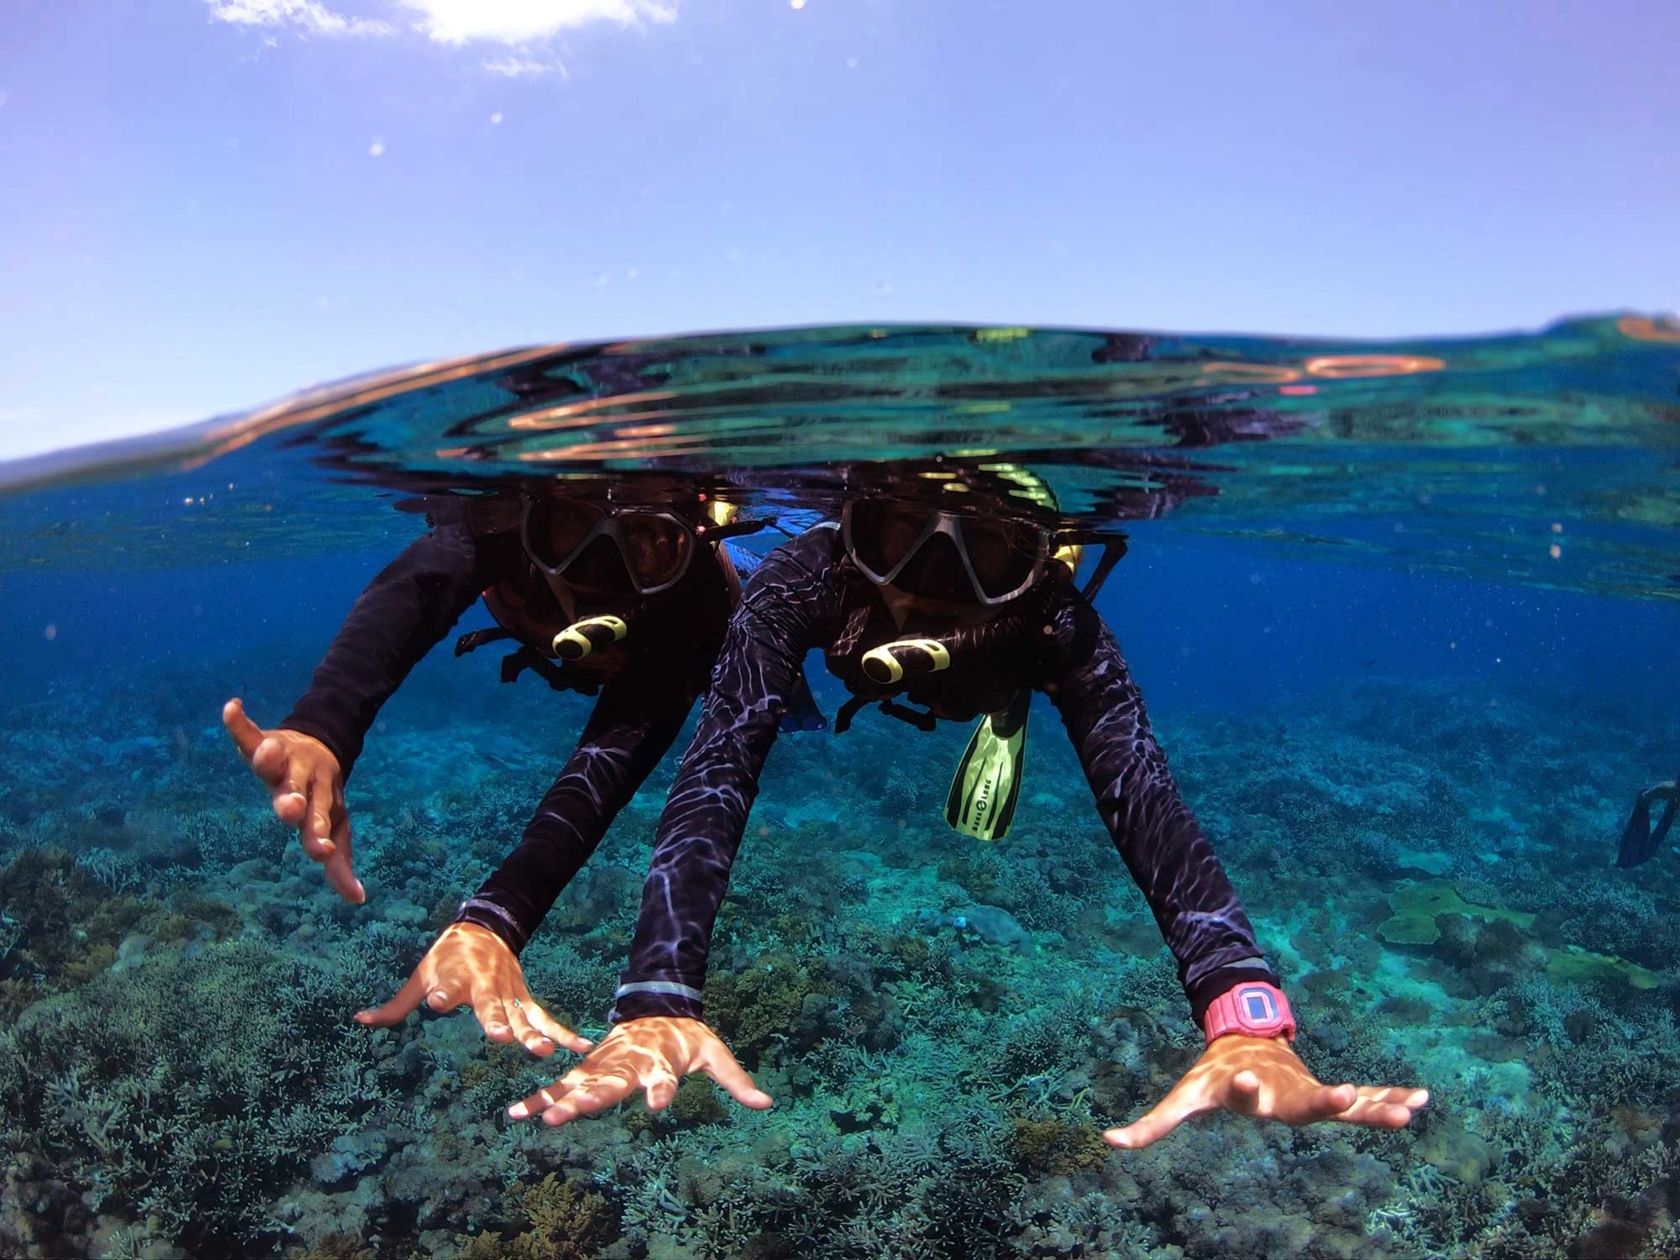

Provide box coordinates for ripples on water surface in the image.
[1,315,1678,1258]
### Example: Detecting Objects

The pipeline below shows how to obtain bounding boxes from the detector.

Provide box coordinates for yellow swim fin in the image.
[945,691,1030,841]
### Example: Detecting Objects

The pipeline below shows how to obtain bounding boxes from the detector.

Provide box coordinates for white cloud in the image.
[207,0,674,68]
[206,0,392,36]
[483,55,568,78]
[400,0,676,46]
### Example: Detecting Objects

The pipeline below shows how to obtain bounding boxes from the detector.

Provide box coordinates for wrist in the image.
[455,895,530,954]
[611,978,705,1025]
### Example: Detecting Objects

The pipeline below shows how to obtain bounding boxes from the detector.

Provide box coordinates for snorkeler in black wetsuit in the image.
[506,463,1431,1147]
[223,484,796,1059]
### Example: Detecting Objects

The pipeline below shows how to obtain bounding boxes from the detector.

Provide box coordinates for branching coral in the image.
[5,659,1678,1258]
[1,934,414,1252]
[459,1173,619,1260]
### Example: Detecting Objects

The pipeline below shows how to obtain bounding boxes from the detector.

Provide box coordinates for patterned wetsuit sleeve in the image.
[455,665,700,955]
[280,517,487,780]
[612,527,844,1023]
[1041,590,1280,1027]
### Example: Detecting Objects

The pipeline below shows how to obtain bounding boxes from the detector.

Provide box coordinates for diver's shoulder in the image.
[769,519,841,554]
[740,520,845,595]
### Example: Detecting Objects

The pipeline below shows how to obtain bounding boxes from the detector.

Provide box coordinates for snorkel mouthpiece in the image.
[862,638,952,686]
[553,615,628,662]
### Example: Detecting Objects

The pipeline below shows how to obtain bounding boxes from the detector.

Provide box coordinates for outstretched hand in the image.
[507,1016,771,1127]
[354,922,593,1057]
[1106,1034,1429,1150]
[223,697,364,904]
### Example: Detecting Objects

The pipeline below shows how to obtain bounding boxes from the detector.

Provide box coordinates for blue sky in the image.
[1,0,1675,458]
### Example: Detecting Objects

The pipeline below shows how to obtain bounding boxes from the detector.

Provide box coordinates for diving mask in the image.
[521,497,702,596]
[842,501,1054,606]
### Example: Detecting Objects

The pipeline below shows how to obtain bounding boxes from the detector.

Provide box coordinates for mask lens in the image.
[618,513,693,590]
[848,501,934,579]
[961,516,1044,600]
[527,499,603,570]
[565,535,635,593]
[890,532,974,601]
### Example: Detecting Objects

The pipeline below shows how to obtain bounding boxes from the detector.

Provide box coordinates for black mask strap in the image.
[1055,531,1129,603]
[700,516,775,543]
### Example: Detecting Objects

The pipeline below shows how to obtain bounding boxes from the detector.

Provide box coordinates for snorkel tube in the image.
[530,496,773,662]
[553,615,629,662]
[855,531,1124,687]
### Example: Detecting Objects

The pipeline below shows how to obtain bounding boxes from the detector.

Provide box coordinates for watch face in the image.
[1237,986,1283,1028]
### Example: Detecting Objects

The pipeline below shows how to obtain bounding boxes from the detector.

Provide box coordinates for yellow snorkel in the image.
[861,638,953,685]
[552,615,629,662]
[544,497,760,664]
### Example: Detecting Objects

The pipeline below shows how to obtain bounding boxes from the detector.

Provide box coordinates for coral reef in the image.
[3,655,1679,1258]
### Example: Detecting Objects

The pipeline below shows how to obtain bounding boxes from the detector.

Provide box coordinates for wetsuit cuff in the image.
[610,979,706,1024]
[1187,961,1283,1030]
[455,896,531,955]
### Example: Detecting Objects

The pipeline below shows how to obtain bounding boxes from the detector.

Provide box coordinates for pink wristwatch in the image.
[1202,982,1297,1045]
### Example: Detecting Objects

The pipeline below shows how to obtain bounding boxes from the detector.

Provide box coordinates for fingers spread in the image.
[355,969,430,1027]
[501,1002,557,1058]
[474,996,516,1045]
[1104,1091,1201,1150]
[322,812,365,905]
[521,998,592,1056]
[543,1075,635,1126]
[1277,1081,1358,1125]
[251,736,293,791]
[1334,1086,1430,1128]
[701,1045,773,1110]
[511,1067,637,1127]
[642,1069,681,1112]
[302,767,337,856]
[1351,1101,1419,1128]
[222,699,264,760]
[1318,1083,1359,1115]
[509,1063,602,1120]
[1219,1068,1272,1119]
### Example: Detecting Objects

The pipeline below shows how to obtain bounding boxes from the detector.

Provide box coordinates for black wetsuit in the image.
[611,523,1281,1029]
[279,506,730,955]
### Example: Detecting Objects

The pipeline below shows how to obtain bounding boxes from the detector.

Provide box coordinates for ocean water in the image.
[1,316,1678,1259]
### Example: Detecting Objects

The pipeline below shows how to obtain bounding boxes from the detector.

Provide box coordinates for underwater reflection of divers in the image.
[1618,774,1680,868]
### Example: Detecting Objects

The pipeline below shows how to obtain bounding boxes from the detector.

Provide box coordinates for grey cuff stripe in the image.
[457,897,529,946]
[615,980,705,1001]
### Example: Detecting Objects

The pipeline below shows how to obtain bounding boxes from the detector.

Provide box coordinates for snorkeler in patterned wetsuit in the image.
[222,484,792,1060]
[507,466,1431,1147]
